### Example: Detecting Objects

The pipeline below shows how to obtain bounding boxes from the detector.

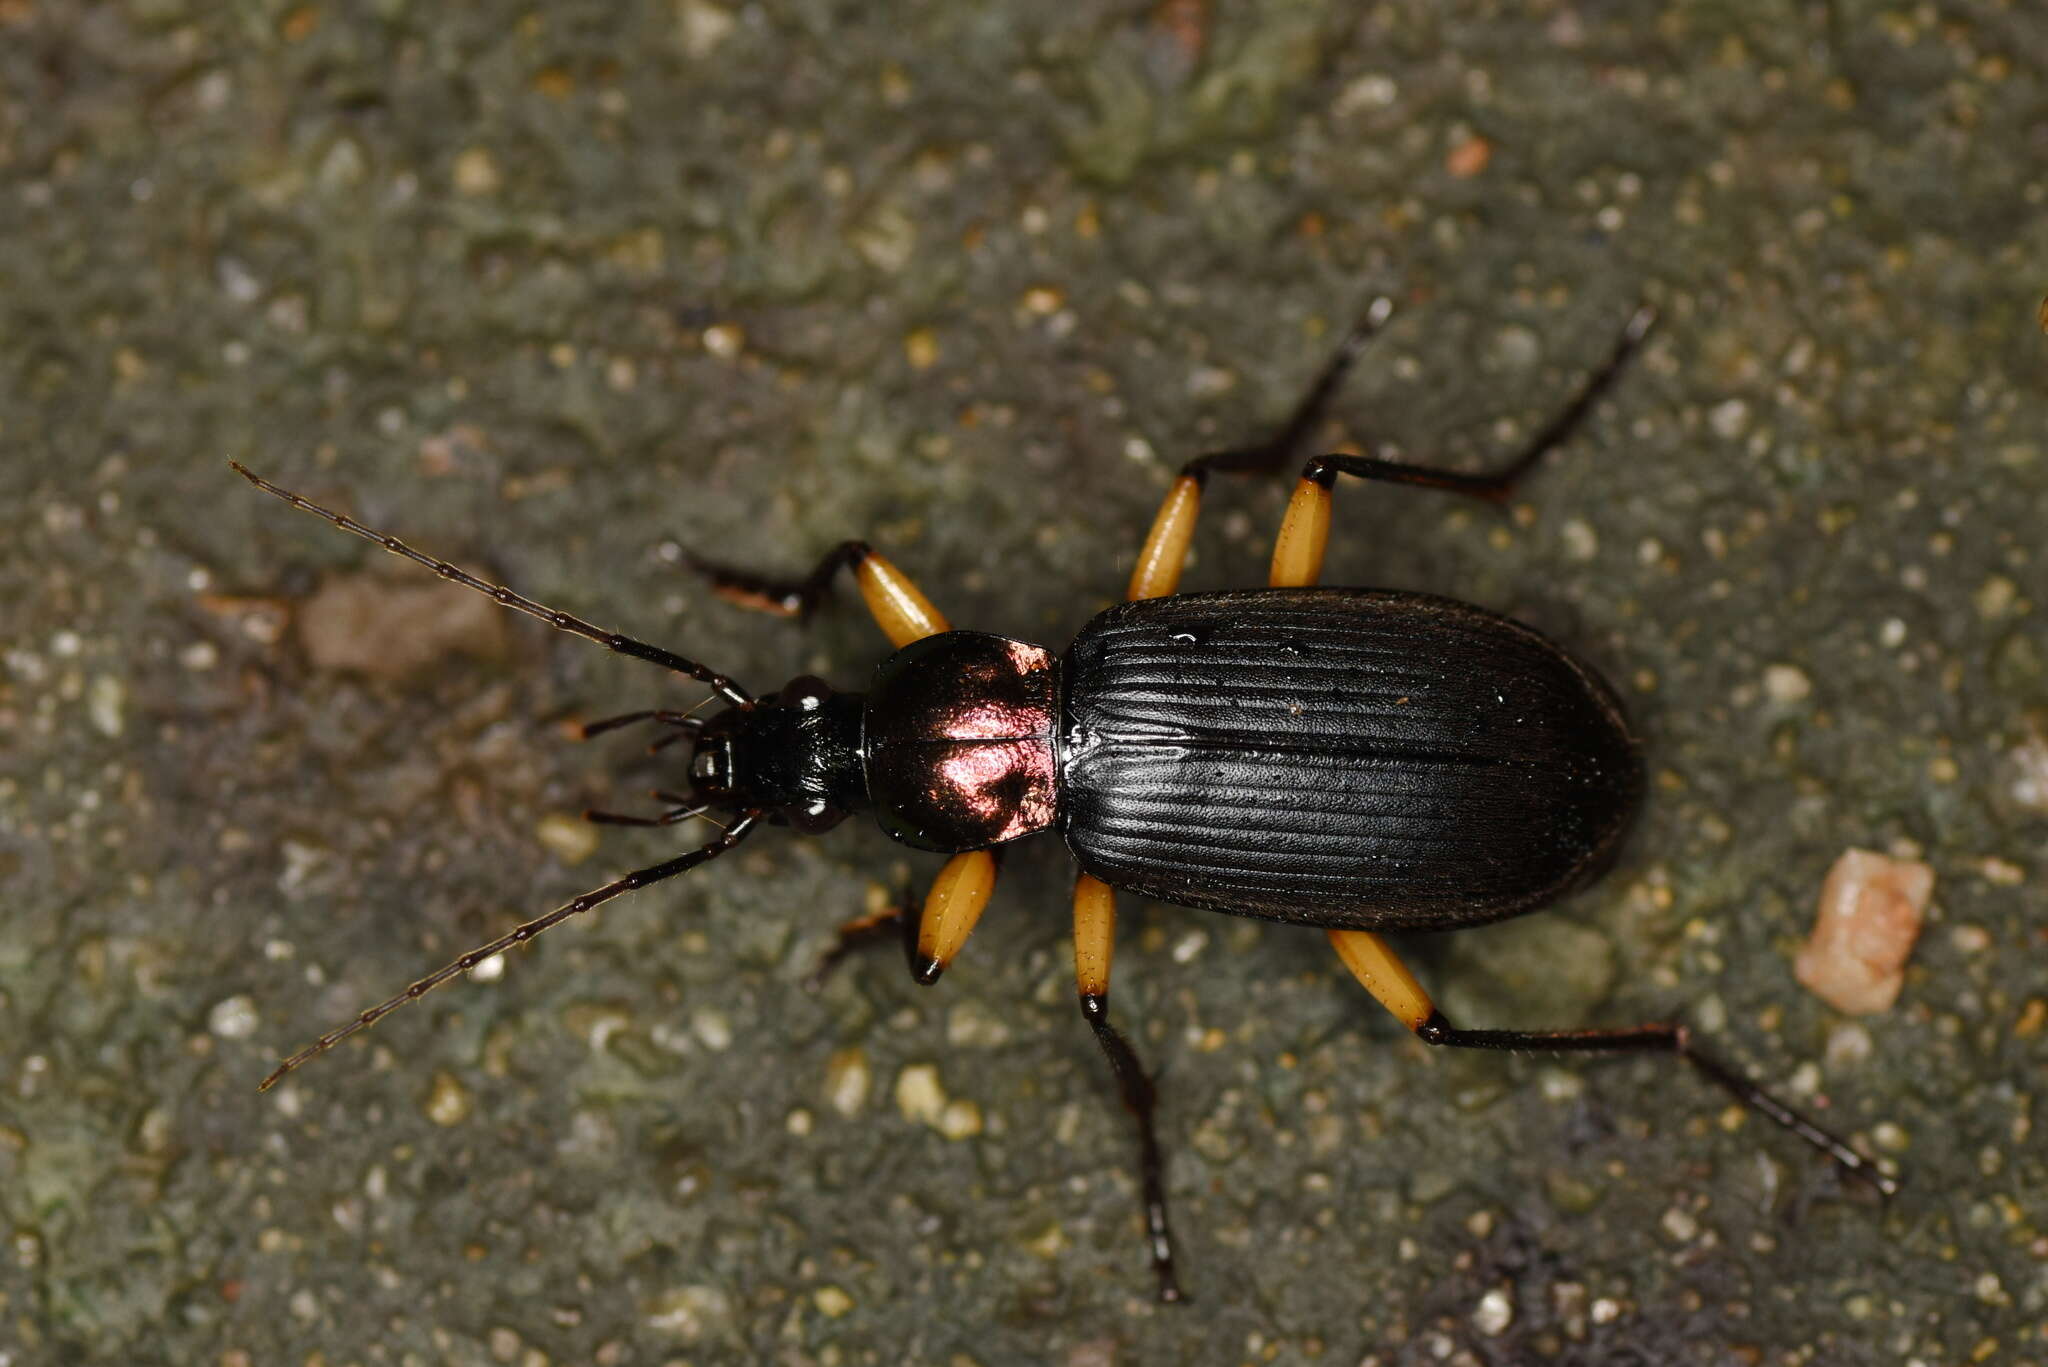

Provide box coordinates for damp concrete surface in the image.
[2,3,2045,1365]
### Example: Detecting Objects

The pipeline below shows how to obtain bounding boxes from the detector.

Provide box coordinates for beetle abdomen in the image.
[1058,589,1640,930]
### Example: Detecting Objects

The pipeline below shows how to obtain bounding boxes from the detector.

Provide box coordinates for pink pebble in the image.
[1794,849,1933,1015]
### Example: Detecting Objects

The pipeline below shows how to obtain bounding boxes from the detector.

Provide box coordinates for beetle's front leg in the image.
[807,852,999,990]
[910,850,997,985]
[1325,928,1899,1197]
[804,884,917,991]
[686,539,950,647]
[1073,872,1184,1303]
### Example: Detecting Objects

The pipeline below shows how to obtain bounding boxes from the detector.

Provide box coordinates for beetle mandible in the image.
[236,296,1895,1302]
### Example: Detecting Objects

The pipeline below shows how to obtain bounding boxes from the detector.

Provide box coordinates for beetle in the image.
[236,295,1895,1302]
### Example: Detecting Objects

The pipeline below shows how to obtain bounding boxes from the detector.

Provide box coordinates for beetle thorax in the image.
[861,631,1060,852]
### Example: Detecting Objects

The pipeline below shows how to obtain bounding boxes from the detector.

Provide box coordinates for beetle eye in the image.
[788,796,845,834]
[777,675,833,711]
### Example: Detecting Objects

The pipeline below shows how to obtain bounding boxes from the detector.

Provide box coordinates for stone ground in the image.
[2,2,2045,1364]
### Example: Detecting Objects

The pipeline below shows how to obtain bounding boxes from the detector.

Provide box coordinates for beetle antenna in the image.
[230,463,752,708]
[578,710,706,741]
[257,810,762,1090]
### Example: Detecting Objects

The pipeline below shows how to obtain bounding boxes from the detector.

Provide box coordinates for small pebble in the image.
[1445,133,1492,178]
[701,323,744,359]
[453,147,501,196]
[1794,849,1932,1014]
[536,813,600,865]
[1708,398,1750,439]
[1763,664,1812,703]
[1472,1285,1514,1335]
[895,1063,946,1127]
[208,995,259,1039]
[87,674,126,738]
[938,1099,983,1139]
[1824,1021,1873,1068]
[2001,733,2048,814]
[690,1007,732,1052]
[677,0,735,57]
[298,575,505,680]
[424,1071,474,1127]
[644,1284,731,1341]
[824,1047,871,1116]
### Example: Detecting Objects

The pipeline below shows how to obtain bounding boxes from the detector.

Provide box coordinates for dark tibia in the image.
[803,887,916,992]
[1298,302,1655,504]
[1184,297,1395,482]
[1081,994,1185,1303]
[1505,302,1656,486]
[685,540,871,621]
[1416,1011,1898,1197]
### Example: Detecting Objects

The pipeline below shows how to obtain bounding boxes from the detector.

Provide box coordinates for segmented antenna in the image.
[258,811,762,1090]
[229,462,752,708]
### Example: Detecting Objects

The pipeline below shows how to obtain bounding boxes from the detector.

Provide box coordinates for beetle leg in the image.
[852,547,952,647]
[1073,872,1185,1303]
[686,540,950,647]
[810,851,1000,989]
[804,883,918,991]
[909,850,998,984]
[683,540,869,620]
[1128,299,1395,601]
[1267,305,1656,588]
[1326,928,1899,1197]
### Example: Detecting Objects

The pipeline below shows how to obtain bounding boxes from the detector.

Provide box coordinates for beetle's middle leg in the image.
[1325,928,1899,1197]
[1266,304,1655,586]
[1071,871,1184,1303]
[1127,298,1395,601]
[687,539,950,648]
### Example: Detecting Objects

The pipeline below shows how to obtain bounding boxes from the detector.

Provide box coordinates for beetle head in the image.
[689,676,867,833]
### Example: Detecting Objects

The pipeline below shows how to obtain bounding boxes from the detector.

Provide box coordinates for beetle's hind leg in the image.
[685,539,950,648]
[1072,872,1185,1303]
[1325,929,1900,1197]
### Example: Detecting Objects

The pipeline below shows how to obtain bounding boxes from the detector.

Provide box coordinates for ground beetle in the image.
[237,296,1895,1302]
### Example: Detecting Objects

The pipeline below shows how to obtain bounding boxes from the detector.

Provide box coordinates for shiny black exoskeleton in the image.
[692,591,1637,931]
